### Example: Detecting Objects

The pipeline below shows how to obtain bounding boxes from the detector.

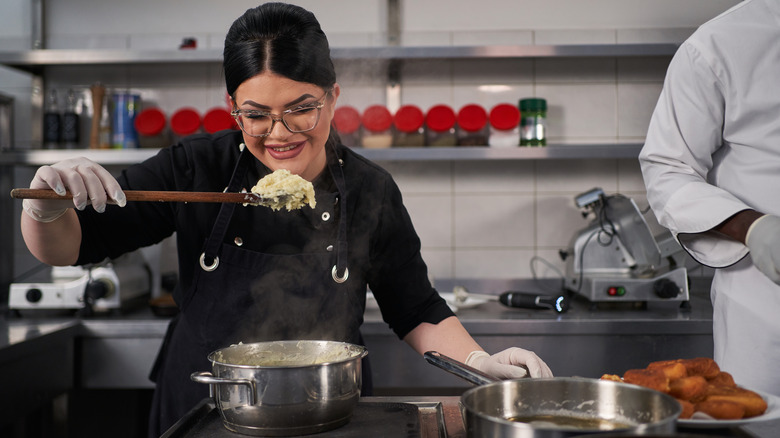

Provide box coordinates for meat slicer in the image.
[560,188,689,306]
[9,252,151,315]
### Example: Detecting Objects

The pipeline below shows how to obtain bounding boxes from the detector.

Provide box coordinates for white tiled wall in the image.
[2,0,737,282]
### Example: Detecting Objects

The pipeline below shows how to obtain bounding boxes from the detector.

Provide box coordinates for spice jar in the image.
[456,104,489,146]
[332,106,361,147]
[393,104,425,147]
[519,98,547,146]
[203,107,235,134]
[425,104,457,147]
[134,107,170,148]
[488,103,521,148]
[361,105,393,149]
[170,107,202,140]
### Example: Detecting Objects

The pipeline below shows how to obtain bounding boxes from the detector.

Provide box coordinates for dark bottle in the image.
[43,89,61,149]
[62,89,80,148]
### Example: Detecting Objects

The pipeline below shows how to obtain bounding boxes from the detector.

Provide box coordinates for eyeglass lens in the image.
[237,106,321,137]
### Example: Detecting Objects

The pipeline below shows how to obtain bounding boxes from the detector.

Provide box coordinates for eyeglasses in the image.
[231,90,331,138]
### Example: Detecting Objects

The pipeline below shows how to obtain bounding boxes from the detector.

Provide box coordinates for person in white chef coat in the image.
[640,0,780,397]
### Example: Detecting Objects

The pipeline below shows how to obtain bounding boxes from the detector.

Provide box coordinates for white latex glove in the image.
[746,214,780,284]
[22,157,126,222]
[465,348,554,379]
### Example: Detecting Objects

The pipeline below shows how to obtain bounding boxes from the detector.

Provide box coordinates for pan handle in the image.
[424,351,500,386]
[190,371,257,405]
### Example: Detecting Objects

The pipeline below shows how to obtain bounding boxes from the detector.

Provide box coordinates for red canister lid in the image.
[393,105,424,133]
[457,104,488,132]
[134,108,166,136]
[333,106,361,134]
[362,105,393,133]
[171,107,202,136]
[203,107,235,134]
[489,103,521,131]
[425,105,456,132]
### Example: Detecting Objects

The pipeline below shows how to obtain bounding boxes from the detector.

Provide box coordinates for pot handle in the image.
[190,371,257,405]
[424,351,500,386]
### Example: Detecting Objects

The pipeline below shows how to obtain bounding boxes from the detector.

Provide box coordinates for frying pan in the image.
[424,351,681,438]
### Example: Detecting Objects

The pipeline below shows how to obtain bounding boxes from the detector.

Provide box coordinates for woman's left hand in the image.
[466,348,554,379]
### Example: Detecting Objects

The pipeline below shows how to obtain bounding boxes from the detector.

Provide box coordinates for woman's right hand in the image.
[23,157,126,222]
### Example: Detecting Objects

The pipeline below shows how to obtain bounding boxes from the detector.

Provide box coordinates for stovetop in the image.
[161,398,449,438]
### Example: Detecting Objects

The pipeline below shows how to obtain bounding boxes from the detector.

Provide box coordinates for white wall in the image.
[2,0,738,282]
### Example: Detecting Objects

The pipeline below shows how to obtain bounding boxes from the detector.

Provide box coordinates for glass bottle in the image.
[62,89,80,149]
[488,103,521,148]
[393,104,425,147]
[425,104,457,147]
[456,104,489,146]
[519,98,547,146]
[43,89,61,149]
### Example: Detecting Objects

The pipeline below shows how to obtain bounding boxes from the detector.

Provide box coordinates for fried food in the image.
[705,385,768,418]
[623,368,669,393]
[680,357,720,379]
[708,371,736,387]
[694,400,745,420]
[647,360,688,380]
[668,376,708,402]
[677,398,695,419]
[601,357,767,421]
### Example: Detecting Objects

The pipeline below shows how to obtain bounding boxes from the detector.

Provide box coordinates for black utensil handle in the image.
[499,291,570,313]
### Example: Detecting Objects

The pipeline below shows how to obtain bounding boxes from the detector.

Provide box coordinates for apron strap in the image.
[200,144,252,271]
[327,143,350,283]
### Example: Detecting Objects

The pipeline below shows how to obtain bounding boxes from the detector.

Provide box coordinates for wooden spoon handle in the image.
[10,188,263,204]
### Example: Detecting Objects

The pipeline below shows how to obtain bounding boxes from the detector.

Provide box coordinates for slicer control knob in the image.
[653,278,680,299]
[26,288,43,303]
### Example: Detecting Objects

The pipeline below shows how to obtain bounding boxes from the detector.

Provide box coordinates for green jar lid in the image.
[519,98,547,112]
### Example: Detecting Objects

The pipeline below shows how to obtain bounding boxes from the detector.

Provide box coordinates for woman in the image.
[20,3,552,436]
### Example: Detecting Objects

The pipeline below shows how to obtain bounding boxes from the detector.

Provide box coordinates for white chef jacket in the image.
[639,0,780,396]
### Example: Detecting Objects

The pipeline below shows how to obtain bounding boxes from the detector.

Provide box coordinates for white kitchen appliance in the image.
[9,252,151,314]
[561,188,689,306]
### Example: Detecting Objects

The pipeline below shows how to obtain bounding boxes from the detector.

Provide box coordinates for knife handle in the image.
[499,291,570,313]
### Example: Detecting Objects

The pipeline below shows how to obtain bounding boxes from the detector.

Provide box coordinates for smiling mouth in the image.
[267,142,303,153]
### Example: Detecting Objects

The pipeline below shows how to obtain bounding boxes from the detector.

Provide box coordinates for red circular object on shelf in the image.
[425,105,456,132]
[333,106,361,134]
[170,107,202,136]
[134,108,166,136]
[361,105,393,133]
[393,105,424,133]
[489,103,521,130]
[457,104,488,132]
[203,107,235,133]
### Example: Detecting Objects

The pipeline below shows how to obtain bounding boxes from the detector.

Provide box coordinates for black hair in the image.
[223,2,336,97]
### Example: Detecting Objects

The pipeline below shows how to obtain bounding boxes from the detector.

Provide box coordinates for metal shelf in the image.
[0,43,677,73]
[1,144,643,166]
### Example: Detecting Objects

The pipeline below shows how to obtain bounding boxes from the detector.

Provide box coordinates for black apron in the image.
[148,144,370,437]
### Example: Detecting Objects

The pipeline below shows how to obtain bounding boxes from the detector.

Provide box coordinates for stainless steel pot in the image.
[425,351,681,438]
[191,340,367,436]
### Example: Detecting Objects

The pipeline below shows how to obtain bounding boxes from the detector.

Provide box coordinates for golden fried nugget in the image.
[695,400,745,420]
[676,398,695,419]
[623,368,670,393]
[669,376,709,402]
[648,361,688,380]
[600,374,622,382]
[705,386,768,418]
[680,357,720,379]
[707,371,736,387]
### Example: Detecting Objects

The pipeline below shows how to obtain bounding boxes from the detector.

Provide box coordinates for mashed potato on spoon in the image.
[251,169,316,211]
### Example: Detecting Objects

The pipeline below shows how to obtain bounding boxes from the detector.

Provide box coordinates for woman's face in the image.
[232,72,340,181]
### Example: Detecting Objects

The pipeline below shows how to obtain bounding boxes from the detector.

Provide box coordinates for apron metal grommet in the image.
[234,237,243,246]
[331,265,349,283]
[199,253,219,272]
[326,245,333,252]
[322,212,330,221]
